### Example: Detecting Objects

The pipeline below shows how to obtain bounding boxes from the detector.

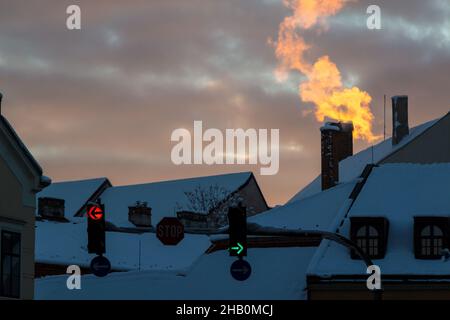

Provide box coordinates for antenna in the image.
[0,92,3,115]
[371,145,374,164]
[383,94,386,141]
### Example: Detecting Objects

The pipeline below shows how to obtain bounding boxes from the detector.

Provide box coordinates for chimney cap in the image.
[320,123,340,132]
[392,95,408,103]
[320,121,354,133]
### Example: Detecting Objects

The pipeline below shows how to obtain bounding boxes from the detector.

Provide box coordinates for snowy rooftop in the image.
[249,180,357,231]
[36,247,316,300]
[36,178,109,218]
[289,117,441,203]
[308,163,450,277]
[36,220,211,272]
[101,172,253,228]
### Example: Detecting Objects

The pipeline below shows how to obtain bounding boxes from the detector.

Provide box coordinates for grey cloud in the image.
[0,0,448,205]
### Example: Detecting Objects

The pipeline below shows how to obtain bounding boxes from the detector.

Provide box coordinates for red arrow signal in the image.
[88,205,104,221]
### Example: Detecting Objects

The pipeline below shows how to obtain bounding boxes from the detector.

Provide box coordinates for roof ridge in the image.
[376,113,447,165]
[49,177,108,184]
[351,115,442,164]
[110,171,253,189]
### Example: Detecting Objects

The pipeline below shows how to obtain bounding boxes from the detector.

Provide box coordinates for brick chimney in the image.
[128,201,152,227]
[321,122,354,190]
[392,95,409,145]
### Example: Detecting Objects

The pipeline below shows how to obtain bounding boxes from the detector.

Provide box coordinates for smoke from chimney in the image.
[273,0,381,143]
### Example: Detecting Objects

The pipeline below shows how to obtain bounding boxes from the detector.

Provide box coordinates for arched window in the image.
[350,217,389,259]
[414,217,449,259]
[419,225,444,257]
[355,225,380,256]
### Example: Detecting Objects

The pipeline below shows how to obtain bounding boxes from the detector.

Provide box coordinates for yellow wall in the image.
[309,282,450,300]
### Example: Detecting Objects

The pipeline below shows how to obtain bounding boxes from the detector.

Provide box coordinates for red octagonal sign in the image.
[156,217,184,246]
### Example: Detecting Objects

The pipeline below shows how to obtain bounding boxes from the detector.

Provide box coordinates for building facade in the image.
[0,94,48,299]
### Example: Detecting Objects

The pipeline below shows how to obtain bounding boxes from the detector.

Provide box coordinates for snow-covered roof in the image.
[250,180,357,231]
[339,118,439,183]
[36,220,211,272]
[289,117,441,203]
[101,172,253,228]
[36,178,109,218]
[35,247,316,300]
[308,163,450,277]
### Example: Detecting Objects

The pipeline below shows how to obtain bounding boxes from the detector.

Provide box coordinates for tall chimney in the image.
[392,95,409,145]
[321,122,354,190]
[0,92,3,114]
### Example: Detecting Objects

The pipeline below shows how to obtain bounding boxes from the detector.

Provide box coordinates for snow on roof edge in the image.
[47,177,110,186]
[110,171,253,190]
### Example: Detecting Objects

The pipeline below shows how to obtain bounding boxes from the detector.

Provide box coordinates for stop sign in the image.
[156,217,184,245]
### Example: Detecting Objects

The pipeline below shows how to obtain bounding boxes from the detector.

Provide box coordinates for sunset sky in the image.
[1,0,449,206]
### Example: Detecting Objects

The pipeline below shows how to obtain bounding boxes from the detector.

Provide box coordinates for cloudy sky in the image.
[1,0,449,205]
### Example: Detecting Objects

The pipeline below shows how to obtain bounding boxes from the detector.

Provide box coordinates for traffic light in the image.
[87,201,106,255]
[228,205,247,257]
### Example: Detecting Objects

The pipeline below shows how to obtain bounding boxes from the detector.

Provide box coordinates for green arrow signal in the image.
[230,242,244,255]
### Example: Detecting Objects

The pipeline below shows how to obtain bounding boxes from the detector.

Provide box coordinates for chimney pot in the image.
[392,95,409,145]
[38,197,65,220]
[128,202,152,227]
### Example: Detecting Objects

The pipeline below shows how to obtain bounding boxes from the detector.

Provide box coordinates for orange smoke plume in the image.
[275,0,380,142]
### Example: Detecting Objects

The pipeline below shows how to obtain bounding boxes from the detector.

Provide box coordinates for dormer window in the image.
[414,217,449,259]
[350,217,389,259]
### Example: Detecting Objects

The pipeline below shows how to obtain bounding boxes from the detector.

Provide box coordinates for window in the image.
[350,217,389,259]
[414,217,449,259]
[1,231,21,298]
[356,225,379,256]
[420,225,443,256]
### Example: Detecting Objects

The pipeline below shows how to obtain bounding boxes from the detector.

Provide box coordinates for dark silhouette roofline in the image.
[1,115,43,175]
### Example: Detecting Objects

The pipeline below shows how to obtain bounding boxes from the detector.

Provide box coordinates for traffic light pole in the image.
[87,200,106,255]
[246,223,374,266]
[203,222,382,300]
